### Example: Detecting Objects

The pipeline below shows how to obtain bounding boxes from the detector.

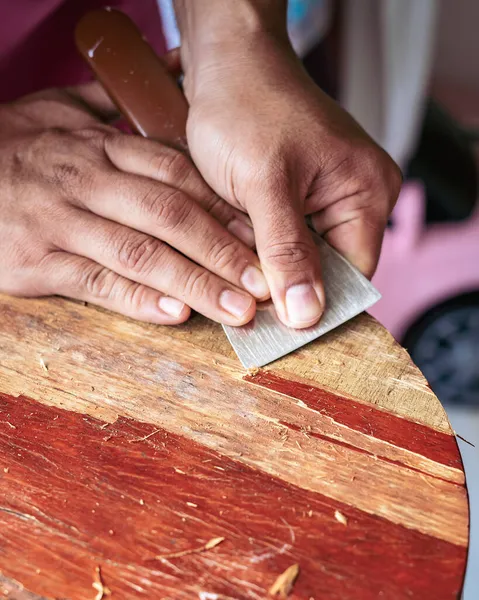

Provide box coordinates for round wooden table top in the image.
[0,294,469,599]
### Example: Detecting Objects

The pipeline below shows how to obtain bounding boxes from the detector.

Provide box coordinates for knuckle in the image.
[117,234,166,275]
[82,263,116,299]
[205,237,239,271]
[182,268,213,300]
[150,150,192,183]
[141,187,194,233]
[124,281,150,312]
[74,126,110,146]
[263,240,315,272]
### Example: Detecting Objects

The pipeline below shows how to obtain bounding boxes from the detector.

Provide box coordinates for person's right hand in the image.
[0,85,270,325]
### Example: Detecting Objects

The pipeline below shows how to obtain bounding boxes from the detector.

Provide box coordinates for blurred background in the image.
[292,0,479,596]
[160,0,478,595]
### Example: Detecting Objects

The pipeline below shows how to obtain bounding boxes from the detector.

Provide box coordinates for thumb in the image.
[310,197,389,280]
[248,180,325,328]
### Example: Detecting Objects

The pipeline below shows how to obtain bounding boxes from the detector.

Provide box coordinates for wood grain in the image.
[0,393,467,600]
[0,293,469,598]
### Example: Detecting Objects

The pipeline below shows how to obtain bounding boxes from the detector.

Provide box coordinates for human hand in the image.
[177,11,402,329]
[0,85,270,325]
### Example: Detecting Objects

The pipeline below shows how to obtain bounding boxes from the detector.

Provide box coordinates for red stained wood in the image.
[0,393,467,600]
[245,371,462,468]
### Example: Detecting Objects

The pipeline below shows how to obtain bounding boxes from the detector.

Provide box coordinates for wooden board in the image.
[0,293,469,599]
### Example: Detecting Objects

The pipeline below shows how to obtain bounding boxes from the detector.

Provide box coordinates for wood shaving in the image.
[186,502,197,507]
[334,510,348,526]
[269,564,300,598]
[128,428,161,444]
[139,499,144,505]
[99,423,110,430]
[6,422,15,429]
[246,366,260,377]
[174,467,186,474]
[3,468,9,474]
[156,536,225,560]
[308,510,313,517]
[39,357,48,372]
[92,566,111,600]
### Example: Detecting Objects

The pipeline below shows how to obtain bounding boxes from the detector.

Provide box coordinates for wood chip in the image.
[174,467,186,474]
[139,499,144,505]
[269,564,300,598]
[156,536,225,560]
[246,366,260,377]
[3,468,9,474]
[186,501,197,507]
[92,566,111,600]
[334,510,348,526]
[128,428,161,444]
[39,357,48,372]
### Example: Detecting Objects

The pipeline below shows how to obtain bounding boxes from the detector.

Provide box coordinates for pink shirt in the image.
[0,0,166,103]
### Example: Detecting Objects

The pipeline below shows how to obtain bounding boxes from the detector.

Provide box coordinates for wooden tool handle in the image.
[75,8,188,151]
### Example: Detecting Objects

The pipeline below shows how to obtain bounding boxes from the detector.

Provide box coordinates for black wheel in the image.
[402,292,479,407]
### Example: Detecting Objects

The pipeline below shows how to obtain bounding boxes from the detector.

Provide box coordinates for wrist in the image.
[173,0,291,100]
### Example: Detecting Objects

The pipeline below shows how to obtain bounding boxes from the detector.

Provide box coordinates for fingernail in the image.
[219,289,253,319]
[227,219,255,247]
[241,265,269,299]
[285,283,323,327]
[158,296,185,318]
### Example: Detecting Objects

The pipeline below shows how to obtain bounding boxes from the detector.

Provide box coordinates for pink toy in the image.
[370,182,479,340]
[369,182,479,404]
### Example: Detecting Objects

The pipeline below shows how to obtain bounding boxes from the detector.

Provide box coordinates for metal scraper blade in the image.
[223,235,381,368]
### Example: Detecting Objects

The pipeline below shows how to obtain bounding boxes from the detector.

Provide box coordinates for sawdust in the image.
[128,428,161,443]
[334,510,348,526]
[269,564,300,598]
[92,566,110,600]
[156,536,225,560]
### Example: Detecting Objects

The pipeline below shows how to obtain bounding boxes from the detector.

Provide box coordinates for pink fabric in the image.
[0,0,166,103]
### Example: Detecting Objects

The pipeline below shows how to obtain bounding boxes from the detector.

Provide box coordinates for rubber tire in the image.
[402,292,479,407]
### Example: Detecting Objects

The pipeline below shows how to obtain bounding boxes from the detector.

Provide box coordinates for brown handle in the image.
[75,8,188,151]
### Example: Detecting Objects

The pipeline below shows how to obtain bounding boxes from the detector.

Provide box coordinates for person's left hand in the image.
[180,38,402,329]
